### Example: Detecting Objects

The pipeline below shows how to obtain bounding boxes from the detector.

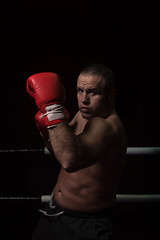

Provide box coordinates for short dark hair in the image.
[79,64,116,95]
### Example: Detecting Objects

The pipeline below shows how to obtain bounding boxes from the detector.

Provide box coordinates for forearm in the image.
[48,124,86,171]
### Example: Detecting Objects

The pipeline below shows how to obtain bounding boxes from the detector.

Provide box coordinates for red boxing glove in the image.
[35,111,49,140]
[35,108,69,140]
[26,72,67,128]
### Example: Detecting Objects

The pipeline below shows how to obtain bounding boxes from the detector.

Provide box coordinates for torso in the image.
[54,111,127,212]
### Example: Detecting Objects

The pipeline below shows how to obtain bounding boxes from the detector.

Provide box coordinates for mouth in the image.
[80,107,91,113]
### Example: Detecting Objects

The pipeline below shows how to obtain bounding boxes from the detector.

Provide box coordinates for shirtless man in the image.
[27,64,127,240]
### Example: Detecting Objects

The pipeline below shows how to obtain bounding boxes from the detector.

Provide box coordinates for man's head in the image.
[79,64,116,96]
[77,64,116,119]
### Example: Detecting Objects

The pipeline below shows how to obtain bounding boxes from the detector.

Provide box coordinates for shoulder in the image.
[83,114,125,143]
[84,116,114,133]
[84,117,111,135]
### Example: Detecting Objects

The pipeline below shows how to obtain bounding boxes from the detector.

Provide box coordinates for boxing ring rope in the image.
[0,146,160,203]
[126,147,160,155]
[1,146,160,155]
[0,194,160,203]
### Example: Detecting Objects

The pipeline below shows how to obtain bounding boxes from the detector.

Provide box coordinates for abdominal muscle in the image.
[54,152,124,212]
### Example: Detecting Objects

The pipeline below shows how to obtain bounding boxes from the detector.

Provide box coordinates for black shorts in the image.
[32,197,114,240]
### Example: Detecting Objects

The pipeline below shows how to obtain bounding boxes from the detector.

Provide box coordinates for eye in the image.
[90,91,96,95]
[89,89,97,95]
[77,88,83,94]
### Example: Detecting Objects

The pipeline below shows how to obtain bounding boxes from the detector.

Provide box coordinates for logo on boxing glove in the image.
[44,104,66,122]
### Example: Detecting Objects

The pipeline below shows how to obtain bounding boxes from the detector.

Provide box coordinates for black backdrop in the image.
[0,1,160,239]
[1,0,160,149]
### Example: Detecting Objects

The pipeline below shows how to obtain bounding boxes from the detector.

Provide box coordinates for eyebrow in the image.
[88,88,98,93]
[76,87,97,91]
[76,87,100,95]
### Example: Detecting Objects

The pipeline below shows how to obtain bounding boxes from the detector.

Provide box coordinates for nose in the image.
[82,92,89,105]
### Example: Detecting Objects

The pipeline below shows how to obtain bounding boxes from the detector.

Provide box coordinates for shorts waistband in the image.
[49,196,115,219]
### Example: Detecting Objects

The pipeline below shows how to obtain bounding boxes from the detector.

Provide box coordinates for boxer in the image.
[27,64,127,240]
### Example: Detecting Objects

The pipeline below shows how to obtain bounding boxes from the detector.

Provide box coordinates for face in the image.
[77,74,109,119]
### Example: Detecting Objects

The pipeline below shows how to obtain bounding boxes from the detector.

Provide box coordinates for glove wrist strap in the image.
[42,103,67,128]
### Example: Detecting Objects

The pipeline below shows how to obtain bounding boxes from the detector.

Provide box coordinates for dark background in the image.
[0,0,160,239]
[1,0,160,149]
